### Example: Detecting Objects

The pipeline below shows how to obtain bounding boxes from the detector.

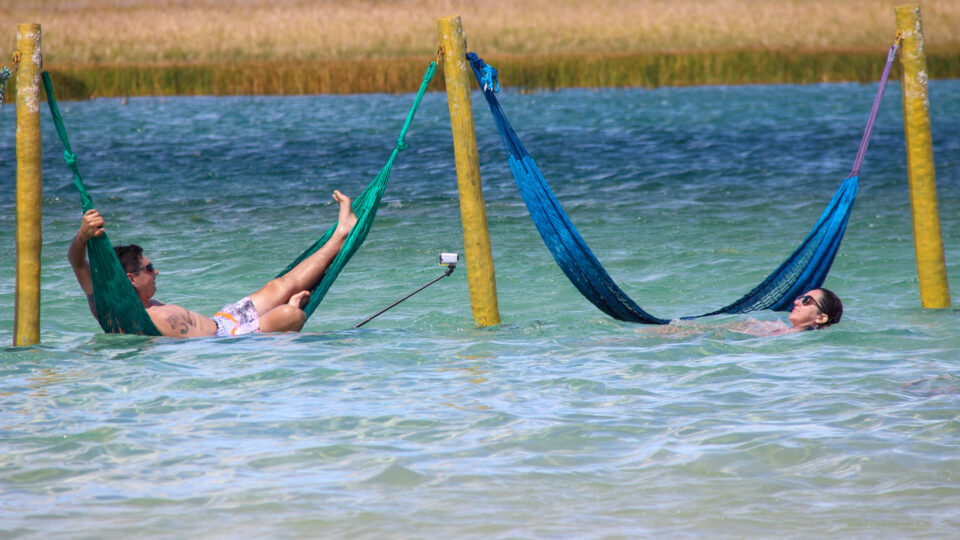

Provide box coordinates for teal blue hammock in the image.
[468,45,898,324]
[44,63,437,335]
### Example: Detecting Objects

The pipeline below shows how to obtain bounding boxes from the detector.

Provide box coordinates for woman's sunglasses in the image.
[798,294,823,312]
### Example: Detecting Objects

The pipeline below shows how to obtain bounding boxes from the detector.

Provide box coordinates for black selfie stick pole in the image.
[353,265,456,328]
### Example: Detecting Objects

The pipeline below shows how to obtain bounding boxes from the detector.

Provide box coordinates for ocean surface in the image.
[1,77,959,538]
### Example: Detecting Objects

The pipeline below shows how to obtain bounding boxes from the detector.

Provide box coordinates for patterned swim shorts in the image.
[212,297,261,337]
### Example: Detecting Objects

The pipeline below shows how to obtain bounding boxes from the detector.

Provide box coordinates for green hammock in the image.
[43,63,436,335]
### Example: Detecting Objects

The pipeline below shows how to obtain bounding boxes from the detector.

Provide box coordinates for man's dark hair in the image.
[114,244,144,274]
[817,288,843,328]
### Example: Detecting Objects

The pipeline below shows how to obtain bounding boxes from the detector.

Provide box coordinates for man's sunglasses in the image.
[130,263,155,274]
[798,294,823,312]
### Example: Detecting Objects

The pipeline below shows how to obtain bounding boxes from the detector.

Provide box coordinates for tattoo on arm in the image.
[166,313,196,335]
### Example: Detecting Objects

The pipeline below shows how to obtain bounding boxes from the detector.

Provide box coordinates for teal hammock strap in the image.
[281,61,437,320]
[0,66,12,109]
[395,62,436,151]
[41,72,96,211]
[42,71,162,335]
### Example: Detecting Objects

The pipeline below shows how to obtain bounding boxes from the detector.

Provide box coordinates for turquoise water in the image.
[1,79,959,538]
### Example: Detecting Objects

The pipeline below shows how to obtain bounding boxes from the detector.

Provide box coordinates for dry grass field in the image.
[2,0,959,96]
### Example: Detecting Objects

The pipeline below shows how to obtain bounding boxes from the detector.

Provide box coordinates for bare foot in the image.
[288,290,310,309]
[333,190,358,237]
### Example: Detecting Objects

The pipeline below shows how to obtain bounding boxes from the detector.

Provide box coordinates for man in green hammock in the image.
[68,190,357,338]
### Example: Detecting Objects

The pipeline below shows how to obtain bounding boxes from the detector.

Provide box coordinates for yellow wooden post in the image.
[437,15,501,327]
[895,5,950,308]
[14,23,43,346]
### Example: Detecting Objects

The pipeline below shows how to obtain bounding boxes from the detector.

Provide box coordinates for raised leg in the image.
[248,190,357,322]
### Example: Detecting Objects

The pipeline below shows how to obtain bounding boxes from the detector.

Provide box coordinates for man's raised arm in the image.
[68,209,105,316]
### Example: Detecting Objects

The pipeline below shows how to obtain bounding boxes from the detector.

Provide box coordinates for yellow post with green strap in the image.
[895,5,950,309]
[437,15,501,327]
[14,23,43,346]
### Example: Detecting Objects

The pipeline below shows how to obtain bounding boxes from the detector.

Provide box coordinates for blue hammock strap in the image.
[851,39,900,176]
[481,63,499,93]
[468,54,500,93]
[702,43,900,316]
[467,51,668,324]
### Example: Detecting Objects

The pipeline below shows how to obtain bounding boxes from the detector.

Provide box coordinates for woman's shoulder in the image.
[729,318,794,336]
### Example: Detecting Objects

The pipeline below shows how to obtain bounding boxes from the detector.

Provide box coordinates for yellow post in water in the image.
[895,5,950,308]
[437,15,501,327]
[14,24,43,346]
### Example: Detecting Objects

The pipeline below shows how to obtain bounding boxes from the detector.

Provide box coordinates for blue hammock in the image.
[468,44,898,324]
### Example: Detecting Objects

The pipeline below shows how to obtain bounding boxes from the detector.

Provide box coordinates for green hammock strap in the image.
[41,72,95,211]
[395,62,436,150]
[42,71,162,335]
[0,66,12,109]
[285,61,437,319]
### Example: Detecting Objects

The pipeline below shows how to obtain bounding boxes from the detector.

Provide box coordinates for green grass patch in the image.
[10,49,960,101]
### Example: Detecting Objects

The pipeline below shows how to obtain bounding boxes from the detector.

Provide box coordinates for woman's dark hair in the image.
[114,244,144,274]
[816,287,843,328]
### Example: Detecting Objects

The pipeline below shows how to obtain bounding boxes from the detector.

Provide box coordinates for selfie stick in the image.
[353,253,458,328]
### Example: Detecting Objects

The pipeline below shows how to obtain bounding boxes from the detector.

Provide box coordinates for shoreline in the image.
[9,49,960,101]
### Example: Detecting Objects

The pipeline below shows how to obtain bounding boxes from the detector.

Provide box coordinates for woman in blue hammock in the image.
[652,289,843,337]
[728,287,844,336]
[68,190,357,338]
[786,288,844,331]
